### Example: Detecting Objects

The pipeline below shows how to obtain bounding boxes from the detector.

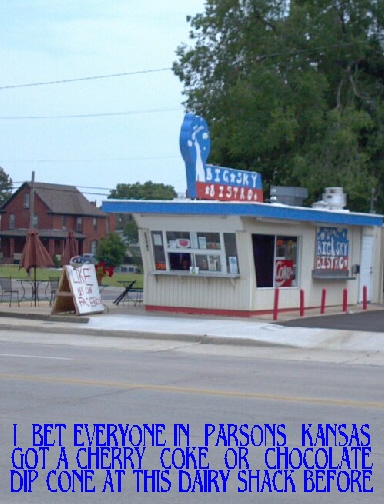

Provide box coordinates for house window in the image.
[151,231,239,274]
[93,218,97,233]
[62,216,67,230]
[24,193,30,209]
[9,214,15,230]
[32,214,38,228]
[252,234,298,288]
[76,217,83,233]
[90,240,97,255]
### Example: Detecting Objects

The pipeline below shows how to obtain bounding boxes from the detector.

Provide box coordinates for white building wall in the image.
[137,215,250,312]
[136,213,383,313]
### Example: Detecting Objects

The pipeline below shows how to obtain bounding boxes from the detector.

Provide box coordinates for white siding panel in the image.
[145,274,244,310]
[138,216,383,313]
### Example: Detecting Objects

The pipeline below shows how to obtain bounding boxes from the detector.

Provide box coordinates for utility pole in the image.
[369,188,376,214]
[29,171,35,229]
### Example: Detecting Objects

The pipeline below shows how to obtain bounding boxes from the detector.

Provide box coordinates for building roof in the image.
[1,182,106,217]
[101,199,384,227]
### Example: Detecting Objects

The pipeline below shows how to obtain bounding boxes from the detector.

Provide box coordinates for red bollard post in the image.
[273,288,280,321]
[362,286,368,310]
[300,289,305,317]
[320,288,326,314]
[342,288,348,312]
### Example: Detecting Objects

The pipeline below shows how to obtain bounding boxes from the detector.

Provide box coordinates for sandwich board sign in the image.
[52,264,104,315]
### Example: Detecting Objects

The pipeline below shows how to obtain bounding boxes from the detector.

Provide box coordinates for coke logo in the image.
[275,260,294,287]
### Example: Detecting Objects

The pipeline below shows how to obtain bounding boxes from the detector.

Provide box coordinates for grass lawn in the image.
[0,265,143,288]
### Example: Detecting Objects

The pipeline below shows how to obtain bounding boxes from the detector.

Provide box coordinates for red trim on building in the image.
[145,305,312,318]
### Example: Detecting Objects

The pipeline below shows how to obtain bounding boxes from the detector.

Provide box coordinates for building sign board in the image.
[180,113,263,201]
[315,227,349,271]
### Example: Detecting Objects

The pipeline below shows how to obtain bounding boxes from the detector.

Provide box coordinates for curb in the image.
[0,312,89,324]
[0,321,293,348]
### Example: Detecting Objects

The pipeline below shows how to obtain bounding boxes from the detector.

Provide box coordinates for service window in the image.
[151,231,239,274]
[169,252,192,271]
[224,233,239,274]
[253,234,298,287]
[151,231,166,270]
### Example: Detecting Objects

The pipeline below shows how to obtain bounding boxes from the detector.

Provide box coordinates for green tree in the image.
[109,181,177,243]
[0,167,13,206]
[96,233,126,267]
[173,0,384,212]
[123,216,139,244]
[109,181,177,200]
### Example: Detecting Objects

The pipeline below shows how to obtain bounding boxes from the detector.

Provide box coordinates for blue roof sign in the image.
[180,113,263,202]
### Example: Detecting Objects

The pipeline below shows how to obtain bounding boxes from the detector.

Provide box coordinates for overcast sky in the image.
[0,0,205,203]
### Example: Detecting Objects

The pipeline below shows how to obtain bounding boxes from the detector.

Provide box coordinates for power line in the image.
[0,68,172,91]
[0,106,183,120]
[9,182,183,198]
[1,36,383,94]
[1,155,179,163]
[252,38,384,62]
[11,182,114,191]
[76,185,114,191]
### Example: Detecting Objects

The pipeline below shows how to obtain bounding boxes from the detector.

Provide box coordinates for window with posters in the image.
[252,234,298,288]
[151,231,239,275]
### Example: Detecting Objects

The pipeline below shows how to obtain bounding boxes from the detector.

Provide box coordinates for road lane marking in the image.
[0,354,73,361]
[0,372,382,410]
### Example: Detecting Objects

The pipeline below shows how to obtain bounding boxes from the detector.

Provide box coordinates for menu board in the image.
[315,227,349,271]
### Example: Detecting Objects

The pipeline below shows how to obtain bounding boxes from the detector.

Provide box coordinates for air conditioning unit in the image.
[322,187,347,210]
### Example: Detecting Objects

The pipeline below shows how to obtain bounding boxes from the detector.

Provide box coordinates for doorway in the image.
[252,234,274,287]
[358,236,373,302]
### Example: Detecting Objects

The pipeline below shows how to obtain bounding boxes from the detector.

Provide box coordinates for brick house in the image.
[0,182,115,264]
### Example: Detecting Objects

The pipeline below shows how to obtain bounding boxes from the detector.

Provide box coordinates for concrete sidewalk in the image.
[0,299,383,355]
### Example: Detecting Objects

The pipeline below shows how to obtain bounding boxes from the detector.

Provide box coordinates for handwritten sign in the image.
[65,265,103,315]
[315,227,349,271]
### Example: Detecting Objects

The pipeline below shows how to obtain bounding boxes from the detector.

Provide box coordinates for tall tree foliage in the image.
[108,181,177,243]
[109,181,177,200]
[173,0,384,211]
[0,167,13,206]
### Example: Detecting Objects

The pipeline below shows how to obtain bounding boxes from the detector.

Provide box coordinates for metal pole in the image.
[300,289,305,317]
[273,288,279,321]
[342,288,348,312]
[370,188,376,214]
[29,171,35,229]
[320,288,326,314]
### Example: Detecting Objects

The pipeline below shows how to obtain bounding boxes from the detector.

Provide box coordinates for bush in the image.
[52,255,61,268]
[96,233,126,267]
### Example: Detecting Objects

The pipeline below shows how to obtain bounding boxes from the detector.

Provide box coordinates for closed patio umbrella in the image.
[19,229,54,306]
[61,230,78,266]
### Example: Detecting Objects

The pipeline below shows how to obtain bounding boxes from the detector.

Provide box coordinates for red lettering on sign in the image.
[196,182,263,202]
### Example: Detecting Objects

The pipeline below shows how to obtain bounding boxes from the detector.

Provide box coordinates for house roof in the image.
[1,182,107,217]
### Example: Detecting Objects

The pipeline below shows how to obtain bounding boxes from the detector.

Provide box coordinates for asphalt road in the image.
[0,330,383,503]
[279,309,384,332]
